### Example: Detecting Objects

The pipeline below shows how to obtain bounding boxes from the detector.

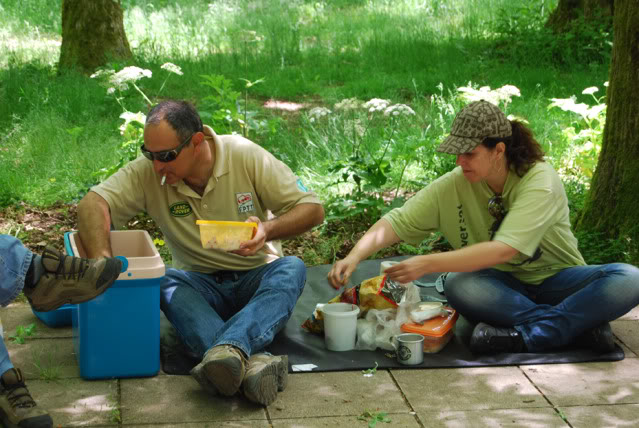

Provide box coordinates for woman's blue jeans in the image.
[444,263,639,351]
[0,235,33,374]
[160,256,306,359]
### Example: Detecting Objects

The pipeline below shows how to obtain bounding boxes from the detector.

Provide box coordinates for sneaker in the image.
[0,368,53,428]
[574,322,616,354]
[241,354,288,406]
[202,345,247,396]
[469,322,526,354]
[26,246,122,312]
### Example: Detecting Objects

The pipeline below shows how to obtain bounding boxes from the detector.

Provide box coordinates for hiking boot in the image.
[202,345,247,396]
[469,322,526,354]
[0,368,53,428]
[190,363,220,396]
[574,322,616,354]
[25,246,122,312]
[241,354,288,406]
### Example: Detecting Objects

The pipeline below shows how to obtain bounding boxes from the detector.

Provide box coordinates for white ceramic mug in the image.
[391,333,424,365]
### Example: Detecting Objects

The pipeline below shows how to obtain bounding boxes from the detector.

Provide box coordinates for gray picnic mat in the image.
[161,256,624,374]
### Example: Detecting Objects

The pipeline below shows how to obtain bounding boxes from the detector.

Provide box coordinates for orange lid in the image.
[400,307,459,337]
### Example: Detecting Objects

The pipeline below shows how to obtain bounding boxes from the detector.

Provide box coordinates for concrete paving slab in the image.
[6,337,78,380]
[270,413,421,427]
[392,367,547,412]
[560,404,639,428]
[522,359,639,407]
[272,371,411,418]
[416,408,567,427]
[29,377,118,426]
[124,423,269,427]
[611,320,639,357]
[120,374,267,425]
[618,305,639,321]
[2,302,73,339]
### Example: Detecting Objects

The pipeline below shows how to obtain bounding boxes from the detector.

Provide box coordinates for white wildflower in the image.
[308,107,331,121]
[109,66,152,87]
[118,111,146,136]
[363,98,391,113]
[334,97,361,111]
[582,87,598,95]
[161,62,183,76]
[106,87,116,95]
[383,104,416,117]
[458,83,521,105]
[604,81,609,87]
[90,69,115,79]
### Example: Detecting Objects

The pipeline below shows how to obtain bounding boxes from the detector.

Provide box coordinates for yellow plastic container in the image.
[196,220,257,251]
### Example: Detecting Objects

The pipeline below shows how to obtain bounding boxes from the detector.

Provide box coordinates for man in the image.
[77,100,324,406]
[0,234,122,428]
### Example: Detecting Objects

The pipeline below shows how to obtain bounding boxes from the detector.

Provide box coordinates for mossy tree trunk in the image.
[58,0,132,74]
[546,0,613,32]
[576,0,639,263]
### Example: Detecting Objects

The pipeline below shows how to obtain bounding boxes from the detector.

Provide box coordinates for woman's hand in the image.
[383,256,429,284]
[327,256,359,289]
[232,216,266,257]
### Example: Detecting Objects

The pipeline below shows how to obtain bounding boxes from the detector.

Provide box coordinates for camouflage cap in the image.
[437,100,512,154]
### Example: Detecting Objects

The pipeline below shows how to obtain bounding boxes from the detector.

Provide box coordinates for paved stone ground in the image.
[2,302,638,428]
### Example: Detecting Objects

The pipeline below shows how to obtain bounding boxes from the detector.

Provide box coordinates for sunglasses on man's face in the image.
[141,133,195,163]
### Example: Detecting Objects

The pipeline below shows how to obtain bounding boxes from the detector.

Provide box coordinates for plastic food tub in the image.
[196,220,257,251]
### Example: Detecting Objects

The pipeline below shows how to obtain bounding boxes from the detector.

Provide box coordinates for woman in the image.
[328,100,639,355]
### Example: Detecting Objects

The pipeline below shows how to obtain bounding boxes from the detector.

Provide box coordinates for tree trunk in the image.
[546,0,613,32]
[576,0,639,262]
[58,0,132,74]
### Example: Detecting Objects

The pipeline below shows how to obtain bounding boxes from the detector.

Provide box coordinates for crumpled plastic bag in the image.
[301,274,421,338]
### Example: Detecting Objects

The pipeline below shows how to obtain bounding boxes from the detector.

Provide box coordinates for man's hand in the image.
[327,256,359,289]
[382,256,429,284]
[232,216,266,257]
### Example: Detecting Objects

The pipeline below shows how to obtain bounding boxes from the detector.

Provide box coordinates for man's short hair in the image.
[146,100,203,141]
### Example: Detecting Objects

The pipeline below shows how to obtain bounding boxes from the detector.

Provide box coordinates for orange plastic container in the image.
[400,307,459,353]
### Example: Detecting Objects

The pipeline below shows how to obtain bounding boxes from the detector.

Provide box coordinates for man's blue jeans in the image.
[0,235,33,374]
[160,256,306,359]
[444,263,639,352]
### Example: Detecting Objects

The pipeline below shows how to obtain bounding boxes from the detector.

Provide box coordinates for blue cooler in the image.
[32,304,76,328]
[64,230,165,379]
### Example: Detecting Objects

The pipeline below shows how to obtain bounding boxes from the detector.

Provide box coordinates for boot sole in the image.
[203,357,244,396]
[242,362,278,406]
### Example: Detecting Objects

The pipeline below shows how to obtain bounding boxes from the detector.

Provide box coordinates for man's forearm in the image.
[263,203,325,241]
[77,192,114,258]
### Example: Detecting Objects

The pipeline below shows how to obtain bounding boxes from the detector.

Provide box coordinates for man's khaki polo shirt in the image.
[91,126,321,273]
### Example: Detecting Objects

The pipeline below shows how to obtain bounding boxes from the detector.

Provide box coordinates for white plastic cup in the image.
[321,303,360,351]
[380,261,399,276]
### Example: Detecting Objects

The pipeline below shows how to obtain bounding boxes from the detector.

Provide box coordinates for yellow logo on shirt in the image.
[169,202,193,217]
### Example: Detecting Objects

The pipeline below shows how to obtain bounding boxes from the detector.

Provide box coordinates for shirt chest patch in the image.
[236,192,255,214]
[169,201,193,217]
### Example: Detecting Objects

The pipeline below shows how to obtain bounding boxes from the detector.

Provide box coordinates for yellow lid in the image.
[196,220,257,228]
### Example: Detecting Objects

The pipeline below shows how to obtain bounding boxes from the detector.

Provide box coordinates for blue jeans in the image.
[0,235,34,374]
[160,256,306,359]
[444,263,639,351]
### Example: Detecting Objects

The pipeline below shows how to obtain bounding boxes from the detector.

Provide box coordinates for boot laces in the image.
[4,381,36,409]
[45,248,90,280]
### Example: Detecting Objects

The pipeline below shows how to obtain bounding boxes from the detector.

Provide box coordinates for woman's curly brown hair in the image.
[482,121,545,177]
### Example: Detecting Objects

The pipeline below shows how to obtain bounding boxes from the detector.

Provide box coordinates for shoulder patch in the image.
[169,202,193,217]
[296,178,308,192]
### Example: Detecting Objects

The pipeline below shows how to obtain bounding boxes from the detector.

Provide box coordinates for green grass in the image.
[0,0,620,262]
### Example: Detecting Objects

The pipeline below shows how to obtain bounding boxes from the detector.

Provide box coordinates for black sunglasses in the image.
[488,195,506,239]
[141,133,195,163]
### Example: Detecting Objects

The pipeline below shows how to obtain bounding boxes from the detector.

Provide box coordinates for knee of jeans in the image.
[160,268,185,304]
[443,272,480,304]
[275,256,306,297]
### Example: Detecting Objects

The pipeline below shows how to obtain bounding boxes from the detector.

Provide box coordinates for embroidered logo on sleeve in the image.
[296,178,308,192]
[236,192,255,214]
[169,202,193,217]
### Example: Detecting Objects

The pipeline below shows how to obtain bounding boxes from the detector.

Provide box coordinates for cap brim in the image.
[436,134,483,154]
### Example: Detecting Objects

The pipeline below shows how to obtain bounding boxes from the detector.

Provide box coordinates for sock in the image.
[24,255,44,290]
